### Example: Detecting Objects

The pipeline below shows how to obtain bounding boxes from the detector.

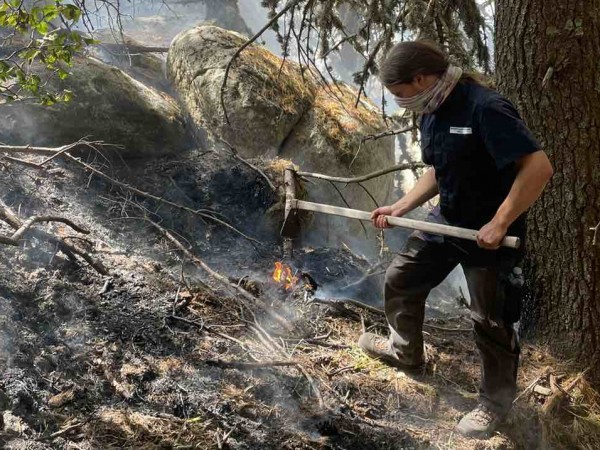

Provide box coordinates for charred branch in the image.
[1,140,260,245]
[0,200,107,275]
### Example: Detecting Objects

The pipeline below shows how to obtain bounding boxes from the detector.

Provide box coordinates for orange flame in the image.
[272,262,298,291]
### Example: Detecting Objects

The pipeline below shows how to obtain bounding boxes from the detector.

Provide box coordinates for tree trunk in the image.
[495,0,600,371]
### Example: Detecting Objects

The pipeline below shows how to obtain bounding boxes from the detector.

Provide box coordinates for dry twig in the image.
[0,200,107,274]
[1,140,260,244]
[219,139,277,192]
[146,219,292,331]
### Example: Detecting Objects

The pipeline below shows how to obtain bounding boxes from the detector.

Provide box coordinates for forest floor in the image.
[0,149,598,450]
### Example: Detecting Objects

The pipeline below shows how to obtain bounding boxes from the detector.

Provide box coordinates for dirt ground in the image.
[0,149,596,450]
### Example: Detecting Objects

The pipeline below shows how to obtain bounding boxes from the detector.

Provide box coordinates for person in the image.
[357,40,553,438]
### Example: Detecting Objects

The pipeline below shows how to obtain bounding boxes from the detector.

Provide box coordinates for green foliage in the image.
[0,0,94,103]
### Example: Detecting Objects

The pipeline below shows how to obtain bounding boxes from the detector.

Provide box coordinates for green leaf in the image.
[61,4,81,22]
[42,4,60,21]
[57,68,69,79]
[35,19,49,34]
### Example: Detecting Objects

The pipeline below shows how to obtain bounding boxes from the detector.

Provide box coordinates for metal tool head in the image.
[280,167,302,238]
[280,206,302,238]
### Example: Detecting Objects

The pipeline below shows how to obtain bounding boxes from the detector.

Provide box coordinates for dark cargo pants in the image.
[384,234,523,414]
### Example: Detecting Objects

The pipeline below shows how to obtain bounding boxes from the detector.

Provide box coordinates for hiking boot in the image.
[455,404,505,439]
[357,332,423,373]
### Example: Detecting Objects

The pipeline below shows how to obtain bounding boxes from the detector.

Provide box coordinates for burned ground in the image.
[0,149,596,450]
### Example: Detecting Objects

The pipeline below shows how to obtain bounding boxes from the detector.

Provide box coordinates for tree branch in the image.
[0,200,107,274]
[297,161,426,184]
[361,125,417,143]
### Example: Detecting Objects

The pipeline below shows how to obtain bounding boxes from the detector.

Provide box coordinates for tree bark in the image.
[496,0,600,371]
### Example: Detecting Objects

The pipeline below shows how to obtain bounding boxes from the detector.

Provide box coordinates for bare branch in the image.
[219,139,277,192]
[349,125,416,168]
[328,180,367,237]
[361,125,417,143]
[10,216,89,242]
[0,200,107,274]
[0,144,63,156]
[357,182,379,208]
[297,161,426,184]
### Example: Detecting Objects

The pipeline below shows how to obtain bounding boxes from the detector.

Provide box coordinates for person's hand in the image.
[477,220,508,249]
[370,205,405,229]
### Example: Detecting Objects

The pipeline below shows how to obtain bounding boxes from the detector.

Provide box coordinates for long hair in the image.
[379,40,489,87]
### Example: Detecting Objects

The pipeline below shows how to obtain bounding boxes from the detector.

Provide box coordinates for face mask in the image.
[393,65,463,114]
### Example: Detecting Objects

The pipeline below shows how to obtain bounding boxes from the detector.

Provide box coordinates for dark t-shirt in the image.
[419,81,540,239]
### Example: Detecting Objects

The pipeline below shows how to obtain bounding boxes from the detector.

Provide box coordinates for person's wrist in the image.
[491,214,511,230]
[392,200,410,216]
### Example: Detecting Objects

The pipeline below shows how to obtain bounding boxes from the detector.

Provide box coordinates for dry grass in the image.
[538,373,600,449]
[264,157,299,183]
[239,46,317,116]
[313,83,386,163]
[88,409,211,449]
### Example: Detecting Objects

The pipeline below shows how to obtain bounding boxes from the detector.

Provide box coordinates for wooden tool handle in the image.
[294,200,521,249]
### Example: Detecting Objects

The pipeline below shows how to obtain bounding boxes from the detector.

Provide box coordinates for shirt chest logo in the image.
[449,126,472,135]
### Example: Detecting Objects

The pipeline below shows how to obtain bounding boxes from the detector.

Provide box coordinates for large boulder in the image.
[88,30,170,92]
[0,57,191,159]
[167,25,395,251]
[167,25,318,158]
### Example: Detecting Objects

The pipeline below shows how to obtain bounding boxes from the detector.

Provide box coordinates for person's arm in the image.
[371,167,438,228]
[477,150,553,249]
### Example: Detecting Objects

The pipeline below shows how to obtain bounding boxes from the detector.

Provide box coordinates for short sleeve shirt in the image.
[420,81,540,238]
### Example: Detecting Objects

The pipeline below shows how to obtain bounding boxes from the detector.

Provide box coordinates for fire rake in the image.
[280,167,520,249]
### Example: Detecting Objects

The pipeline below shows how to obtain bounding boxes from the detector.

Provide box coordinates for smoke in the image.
[6,0,467,318]
[0,304,17,367]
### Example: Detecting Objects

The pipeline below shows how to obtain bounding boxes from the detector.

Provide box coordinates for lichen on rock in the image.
[167,25,317,159]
